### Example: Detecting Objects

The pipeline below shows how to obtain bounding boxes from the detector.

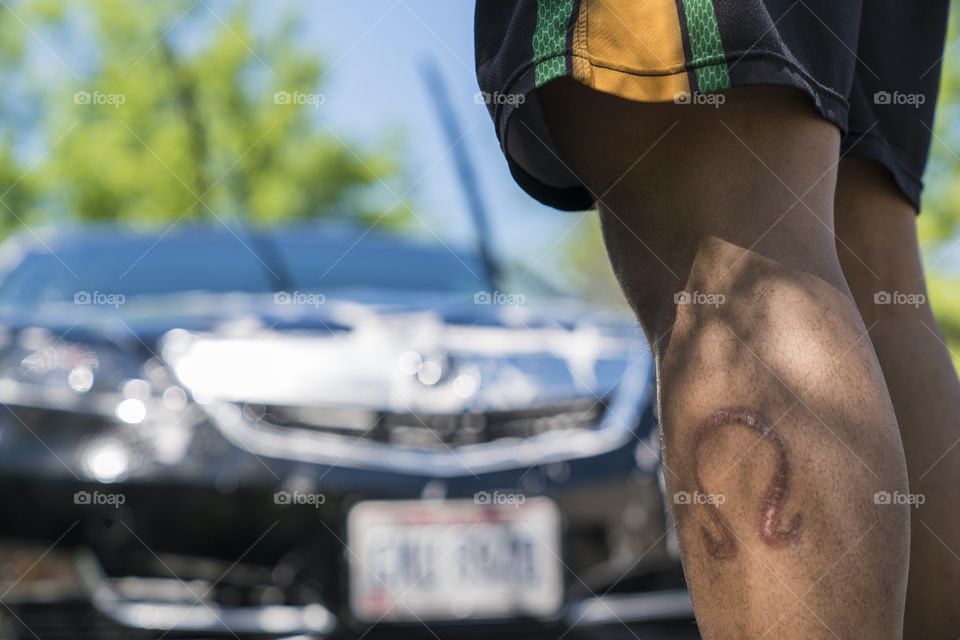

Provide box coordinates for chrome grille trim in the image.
[198,349,654,476]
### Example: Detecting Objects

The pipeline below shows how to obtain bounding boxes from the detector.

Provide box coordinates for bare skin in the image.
[539,80,910,638]
[836,158,960,639]
[693,408,803,560]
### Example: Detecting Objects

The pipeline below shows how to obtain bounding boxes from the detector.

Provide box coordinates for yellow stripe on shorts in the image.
[572,0,692,102]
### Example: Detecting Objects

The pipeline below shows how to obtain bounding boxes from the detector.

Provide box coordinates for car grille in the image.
[241,398,608,449]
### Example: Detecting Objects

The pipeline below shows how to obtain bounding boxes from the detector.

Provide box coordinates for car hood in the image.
[0,290,648,413]
[153,291,646,413]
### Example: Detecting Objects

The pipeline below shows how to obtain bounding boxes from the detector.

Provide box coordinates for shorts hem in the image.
[494,48,851,137]
[843,128,924,212]
[494,49,853,212]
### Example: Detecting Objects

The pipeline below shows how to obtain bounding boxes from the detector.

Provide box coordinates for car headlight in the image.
[0,327,187,426]
[0,328,140,393]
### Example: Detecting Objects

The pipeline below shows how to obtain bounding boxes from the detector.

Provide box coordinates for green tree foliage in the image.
[922,11,960,243]
[0,0,406,231]
[919,11,960,367]
[0,5,31,235]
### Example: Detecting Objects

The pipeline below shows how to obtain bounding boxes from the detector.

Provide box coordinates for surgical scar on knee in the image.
[691,407,803,559]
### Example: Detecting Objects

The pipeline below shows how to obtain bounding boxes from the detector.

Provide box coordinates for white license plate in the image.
[347,497,563,622]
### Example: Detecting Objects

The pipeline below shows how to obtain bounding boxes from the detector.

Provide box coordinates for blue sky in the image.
[290,0,582,266]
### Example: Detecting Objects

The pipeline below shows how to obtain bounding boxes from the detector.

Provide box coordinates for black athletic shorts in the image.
[475,0,950,212]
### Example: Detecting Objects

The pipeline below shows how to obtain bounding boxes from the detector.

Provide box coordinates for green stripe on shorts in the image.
[533,0,575,87]
[680,0,731,91]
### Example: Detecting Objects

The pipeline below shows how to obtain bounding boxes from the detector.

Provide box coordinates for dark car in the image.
[0,224,694,639]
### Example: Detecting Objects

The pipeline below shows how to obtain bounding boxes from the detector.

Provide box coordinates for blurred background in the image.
[0,1,956,639]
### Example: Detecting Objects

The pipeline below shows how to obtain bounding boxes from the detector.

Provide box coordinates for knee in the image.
[613,234,851,348]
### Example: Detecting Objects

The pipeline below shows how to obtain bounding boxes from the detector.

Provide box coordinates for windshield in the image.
[0,229,486,307]
[275,230,484,296]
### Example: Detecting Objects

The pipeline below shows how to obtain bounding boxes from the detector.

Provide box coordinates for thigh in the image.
[538,79,845,333]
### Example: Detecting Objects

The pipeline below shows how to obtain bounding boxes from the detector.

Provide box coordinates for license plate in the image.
[347,497,563,622]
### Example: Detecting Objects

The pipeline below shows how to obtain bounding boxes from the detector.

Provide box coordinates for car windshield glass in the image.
[0,234,276,307]
[274,231,484,295]
[0,229,486,306]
